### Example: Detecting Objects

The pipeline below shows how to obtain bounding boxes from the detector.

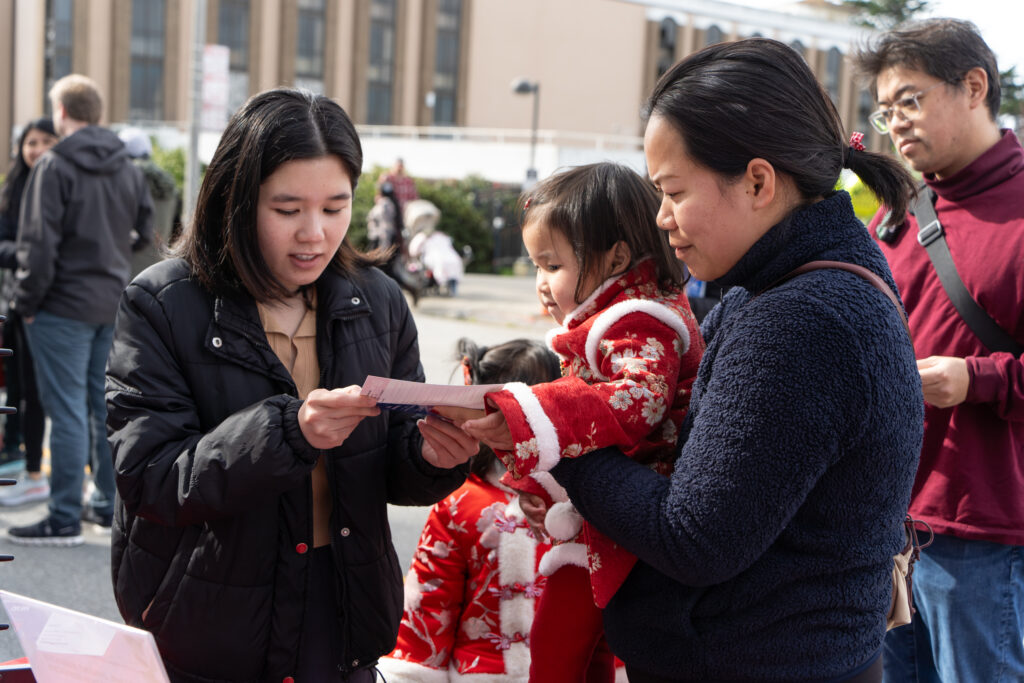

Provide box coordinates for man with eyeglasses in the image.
[855,19,1024,683]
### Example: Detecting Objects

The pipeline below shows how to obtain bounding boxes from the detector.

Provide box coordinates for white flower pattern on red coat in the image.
[515,438,539,463]
[609,390,633,410]
[642,398,666,426]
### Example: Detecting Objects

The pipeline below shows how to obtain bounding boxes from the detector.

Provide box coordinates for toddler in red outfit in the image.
[458,163,704,683]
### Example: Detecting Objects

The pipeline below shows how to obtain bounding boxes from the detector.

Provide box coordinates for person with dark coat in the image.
[8,75,153,545]
[523,39,924,681]
[105,88,474,682]
[0,118,55,504]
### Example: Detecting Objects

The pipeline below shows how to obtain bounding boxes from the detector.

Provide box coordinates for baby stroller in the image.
[404,200,465,297]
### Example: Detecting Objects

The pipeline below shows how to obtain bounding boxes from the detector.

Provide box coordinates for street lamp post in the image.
[511,77,540,188]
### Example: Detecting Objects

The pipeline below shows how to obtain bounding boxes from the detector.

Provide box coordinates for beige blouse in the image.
[258,297,333,548]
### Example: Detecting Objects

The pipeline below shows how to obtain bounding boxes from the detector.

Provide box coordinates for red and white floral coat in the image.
[491,260,703,606]
[378,470,548,682]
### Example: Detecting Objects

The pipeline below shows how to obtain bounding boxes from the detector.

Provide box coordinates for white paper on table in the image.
[361,376,504,411]
[0,590,170,683]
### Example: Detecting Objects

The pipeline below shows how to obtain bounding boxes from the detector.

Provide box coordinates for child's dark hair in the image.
[457,337,561,478]
[647,38,917,220]
[178,88,386,301]
[520,162,685,303]
[854,18,1000,121]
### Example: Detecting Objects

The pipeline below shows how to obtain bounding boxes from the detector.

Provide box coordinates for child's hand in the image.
[460,411,514,452]
[298,386,381,450]
[418,414,479,468]
[429,406,486,426]
[519,492,550,542]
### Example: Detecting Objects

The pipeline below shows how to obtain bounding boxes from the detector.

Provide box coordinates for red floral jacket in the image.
[490,260,703,606]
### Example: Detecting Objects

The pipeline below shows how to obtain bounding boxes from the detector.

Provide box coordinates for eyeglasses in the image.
[868,82,946,134]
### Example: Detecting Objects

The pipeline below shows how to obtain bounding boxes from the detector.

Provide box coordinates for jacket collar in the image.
[207,268,374,385]
[715,191,867,294]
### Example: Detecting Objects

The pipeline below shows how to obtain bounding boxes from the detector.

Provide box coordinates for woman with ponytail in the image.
[537,38,924,682]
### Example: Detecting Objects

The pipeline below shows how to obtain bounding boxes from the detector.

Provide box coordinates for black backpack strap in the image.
[914,187,1024,357]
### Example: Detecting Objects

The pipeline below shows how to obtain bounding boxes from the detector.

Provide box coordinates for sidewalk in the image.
[412,272,552,333]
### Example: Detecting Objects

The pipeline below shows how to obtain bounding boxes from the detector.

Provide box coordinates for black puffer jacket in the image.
[106,258,467,683]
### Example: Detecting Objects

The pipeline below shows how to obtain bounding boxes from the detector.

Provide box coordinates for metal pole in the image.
[529,84,539,174]
[184,0,207,225]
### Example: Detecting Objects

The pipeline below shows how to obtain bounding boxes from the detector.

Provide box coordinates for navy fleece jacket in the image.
[551,192,924,681]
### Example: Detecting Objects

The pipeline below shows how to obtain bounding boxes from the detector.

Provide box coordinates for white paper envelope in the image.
[0,591,169,683]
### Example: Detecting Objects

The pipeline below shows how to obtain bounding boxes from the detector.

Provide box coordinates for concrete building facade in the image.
[1,0,883,182]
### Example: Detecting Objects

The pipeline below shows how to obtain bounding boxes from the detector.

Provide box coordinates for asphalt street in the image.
[0,271,550,663]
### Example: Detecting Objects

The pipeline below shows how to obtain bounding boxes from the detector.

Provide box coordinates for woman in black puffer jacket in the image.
[105,89,475,683]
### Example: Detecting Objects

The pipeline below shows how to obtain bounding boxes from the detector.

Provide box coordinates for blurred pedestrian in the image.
[379,158,419,212]
[8,74,153,546]
[406,200,464,296]
[0,118,56,505]
[367,181,423,304]
[118,127,179,277]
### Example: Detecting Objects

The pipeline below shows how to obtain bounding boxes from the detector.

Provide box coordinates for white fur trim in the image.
[544,325,565,354]
[449,652,530,682]
[585,300,691,381]
[376,657,450,683]
[545,501,583,542]
[563,273,620,326]
[539,542,589,575]
[528,472,569,503]
[503,382,561,473]
[615,665,630,682]
[498,498,538,587]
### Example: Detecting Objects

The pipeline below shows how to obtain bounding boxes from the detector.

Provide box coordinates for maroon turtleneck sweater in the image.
[867,129,1024,546]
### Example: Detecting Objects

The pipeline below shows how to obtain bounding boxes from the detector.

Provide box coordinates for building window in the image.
[295,0,325,94]
[219,0,250,115]
[790,39,806,61]
[705,25,724,47]
[367,0,396,124]
[825,47,842,104]
[130,0,166,121]
[45,0,74,110]
[432,0,462,125]
[656,17,676,79]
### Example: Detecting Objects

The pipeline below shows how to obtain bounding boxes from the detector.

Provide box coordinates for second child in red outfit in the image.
[458,163,704,683]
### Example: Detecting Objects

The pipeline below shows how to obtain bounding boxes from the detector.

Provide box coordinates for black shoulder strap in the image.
[914,187,1024,357]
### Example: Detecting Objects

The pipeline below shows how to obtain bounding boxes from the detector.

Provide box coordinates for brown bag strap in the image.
[770,260,910,337]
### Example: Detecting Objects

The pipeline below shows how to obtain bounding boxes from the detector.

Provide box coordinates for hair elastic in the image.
[848,132,866,152]
[461,356,473,385]
[524,197,532,211]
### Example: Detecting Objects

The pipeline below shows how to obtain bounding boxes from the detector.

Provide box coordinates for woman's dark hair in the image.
[520,162,685,303]
[178,88,385,300]
[457,337,561,478]
[854,19,1001,120]
[647,38,916,220]
[0,118,57,218]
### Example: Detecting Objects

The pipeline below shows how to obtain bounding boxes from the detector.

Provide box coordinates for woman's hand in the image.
[519,492,549,542]
[460,411,515,452]
[418,414,479,468]
[298,386,381,449]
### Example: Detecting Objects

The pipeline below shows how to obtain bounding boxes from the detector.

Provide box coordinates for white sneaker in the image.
[0,471,51,506]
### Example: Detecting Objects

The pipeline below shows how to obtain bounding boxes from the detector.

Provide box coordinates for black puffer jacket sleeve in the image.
[106,279,320,527]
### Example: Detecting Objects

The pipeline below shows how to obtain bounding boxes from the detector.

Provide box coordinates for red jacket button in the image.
[283,678,294,683]
[295,543,308,554]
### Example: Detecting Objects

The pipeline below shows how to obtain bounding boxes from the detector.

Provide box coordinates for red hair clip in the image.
[461,357,473,385]
[849,132,866,152]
